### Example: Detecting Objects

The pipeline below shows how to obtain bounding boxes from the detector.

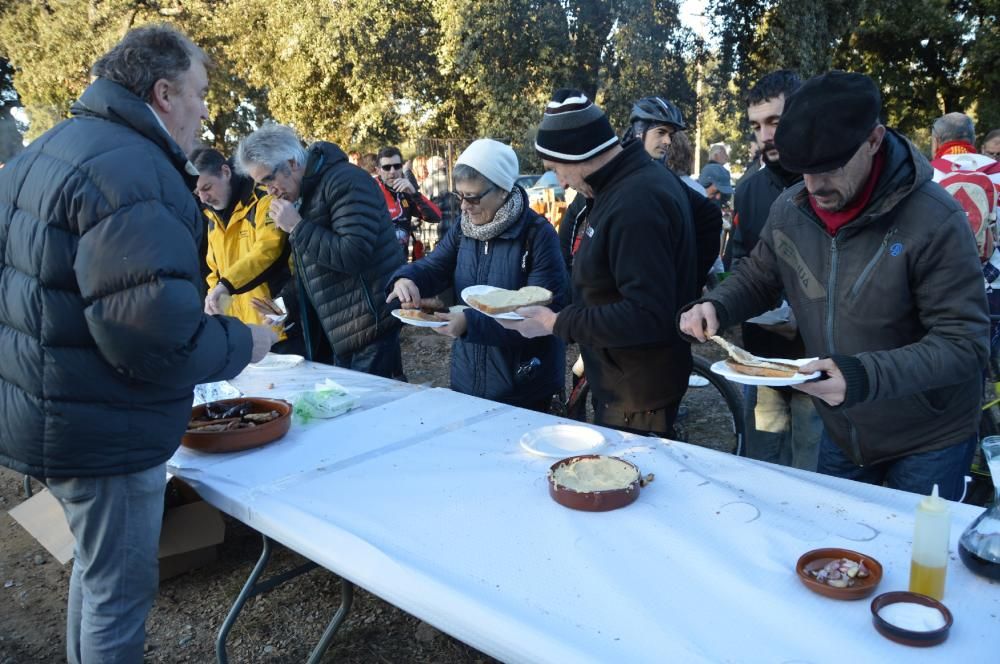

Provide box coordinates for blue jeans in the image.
[744,386,823,471]
[335,326,405,379]
[817,431,976,501]
[46,464,166,664]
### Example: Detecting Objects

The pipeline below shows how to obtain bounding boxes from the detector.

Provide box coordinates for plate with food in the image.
[796,547,883,600]
[392,308,448,327]
[708,335,820,386]
[547,454,651,512]
[182,397,292,453]
[461,285,552,320]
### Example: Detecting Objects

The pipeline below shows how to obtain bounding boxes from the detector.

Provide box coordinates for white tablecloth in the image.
[169,365,1000,663]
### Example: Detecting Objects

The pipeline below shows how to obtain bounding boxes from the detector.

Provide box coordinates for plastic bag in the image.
[293,379,357,424]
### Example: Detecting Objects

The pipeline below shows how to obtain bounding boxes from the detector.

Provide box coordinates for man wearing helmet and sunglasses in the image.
[630,96,722,290]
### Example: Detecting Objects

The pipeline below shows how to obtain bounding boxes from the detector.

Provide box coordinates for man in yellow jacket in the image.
[191,148,292,342]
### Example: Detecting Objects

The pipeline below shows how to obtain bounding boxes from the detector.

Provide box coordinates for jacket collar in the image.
[300,141,349,202]
[219,174,258,221]
[584,140,649,196]
[71,78,198,188]
[495,187,532,240]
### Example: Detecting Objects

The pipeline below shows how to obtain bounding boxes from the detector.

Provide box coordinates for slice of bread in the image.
[724,359,800,378]
[466,286,553,315]
[397,309,441,323]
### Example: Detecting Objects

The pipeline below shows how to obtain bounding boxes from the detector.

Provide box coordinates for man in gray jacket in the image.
[680,71,988,500]
[0,25,275,662]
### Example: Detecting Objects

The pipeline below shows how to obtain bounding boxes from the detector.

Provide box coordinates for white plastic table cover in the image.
[169,367,1000,663]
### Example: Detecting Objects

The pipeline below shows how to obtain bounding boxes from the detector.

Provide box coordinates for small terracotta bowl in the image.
[182,397,292,453]
[870,591,953,647]
[796,548,883,600]
[547,454,641,512]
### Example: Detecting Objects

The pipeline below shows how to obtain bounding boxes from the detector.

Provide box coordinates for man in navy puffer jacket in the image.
[0,25,273,662]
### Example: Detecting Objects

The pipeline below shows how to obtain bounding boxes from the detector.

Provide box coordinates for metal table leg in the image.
[216,533,354,664]
[23,475,33,497]
[306,579,353,664]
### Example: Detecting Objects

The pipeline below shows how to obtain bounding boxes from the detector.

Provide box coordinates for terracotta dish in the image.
[870,591,953,647]
[547,455,641,512]
[182,397,292,453]
[796,547,883,600]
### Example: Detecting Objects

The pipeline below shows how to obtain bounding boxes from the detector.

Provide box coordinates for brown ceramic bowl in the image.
[182,397,292,453]
[547,455,641,512]
[870,591,953,647]
[796,548,883,600]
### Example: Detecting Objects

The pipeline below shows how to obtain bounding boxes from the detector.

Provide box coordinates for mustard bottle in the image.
[909,483,950,599]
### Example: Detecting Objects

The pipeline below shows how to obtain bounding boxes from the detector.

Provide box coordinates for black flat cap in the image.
[775,71,882,174]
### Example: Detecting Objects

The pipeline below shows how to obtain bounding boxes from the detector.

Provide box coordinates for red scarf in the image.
[934,140,977,158]
[809,148,886,236]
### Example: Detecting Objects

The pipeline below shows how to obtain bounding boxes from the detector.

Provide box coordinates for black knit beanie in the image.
[535,89,619,163]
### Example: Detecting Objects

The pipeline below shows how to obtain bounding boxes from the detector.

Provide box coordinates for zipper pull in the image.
[484,240,489,255]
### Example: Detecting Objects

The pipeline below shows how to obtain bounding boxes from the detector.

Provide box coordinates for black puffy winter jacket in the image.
[0,78,252,478]
[290,143,404,356]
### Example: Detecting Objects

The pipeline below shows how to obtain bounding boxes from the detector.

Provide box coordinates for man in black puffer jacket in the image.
[0,26,274,662]
[236,123,406,377]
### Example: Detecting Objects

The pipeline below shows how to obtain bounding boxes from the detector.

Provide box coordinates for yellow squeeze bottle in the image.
[909,483,950,600]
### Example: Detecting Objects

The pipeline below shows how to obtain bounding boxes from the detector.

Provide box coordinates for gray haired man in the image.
[0,25,275,662]
[236,123,406,375]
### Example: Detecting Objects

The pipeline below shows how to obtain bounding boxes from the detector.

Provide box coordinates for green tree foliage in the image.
[598,0,697,134]
[709,0,1000,142]
[0,0,268,150]
[431,0,573,160]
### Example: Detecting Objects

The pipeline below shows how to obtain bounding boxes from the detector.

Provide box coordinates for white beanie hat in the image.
[455,139,519,192]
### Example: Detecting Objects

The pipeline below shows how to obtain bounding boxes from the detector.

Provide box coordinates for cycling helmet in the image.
[629,96,686,130]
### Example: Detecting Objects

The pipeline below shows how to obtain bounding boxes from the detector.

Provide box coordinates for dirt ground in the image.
[0,327,737,663]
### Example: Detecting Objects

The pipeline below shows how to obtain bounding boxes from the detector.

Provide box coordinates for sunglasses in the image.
[453,185,496,205]
[380,163,404,172]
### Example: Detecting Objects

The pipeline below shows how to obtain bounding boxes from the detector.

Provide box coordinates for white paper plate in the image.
[461,285,524,320]
[520,424,608,458]
[248,353,305,370]
[709,358,820,386]
[392,309,447,328]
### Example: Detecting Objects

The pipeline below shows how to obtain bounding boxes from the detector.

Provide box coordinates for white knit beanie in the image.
[455,139,519,192]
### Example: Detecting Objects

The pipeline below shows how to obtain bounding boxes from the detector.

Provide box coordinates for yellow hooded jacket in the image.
[204,177,290,337]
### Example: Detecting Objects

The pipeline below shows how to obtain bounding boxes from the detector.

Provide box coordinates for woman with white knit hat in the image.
[386,139,568,411]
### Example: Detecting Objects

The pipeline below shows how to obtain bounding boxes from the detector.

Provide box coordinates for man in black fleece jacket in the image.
[505,89,697,437]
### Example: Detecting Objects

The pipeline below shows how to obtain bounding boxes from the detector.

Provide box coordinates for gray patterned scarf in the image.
[460,189,524,241]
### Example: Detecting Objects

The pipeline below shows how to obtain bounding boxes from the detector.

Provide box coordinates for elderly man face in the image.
[803,126,886,212]
[247,160,304,202]
[153,59,209,155]
[542,159,594,199]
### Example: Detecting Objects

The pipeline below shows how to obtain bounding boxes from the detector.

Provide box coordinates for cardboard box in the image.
[8,477,225,581]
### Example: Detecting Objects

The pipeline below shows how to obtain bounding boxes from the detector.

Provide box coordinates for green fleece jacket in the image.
[686,130,989,466]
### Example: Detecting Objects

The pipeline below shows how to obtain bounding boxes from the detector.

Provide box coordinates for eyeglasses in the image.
[453,185,496,205]
[259,163,283,184]
[380,163,404,172]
